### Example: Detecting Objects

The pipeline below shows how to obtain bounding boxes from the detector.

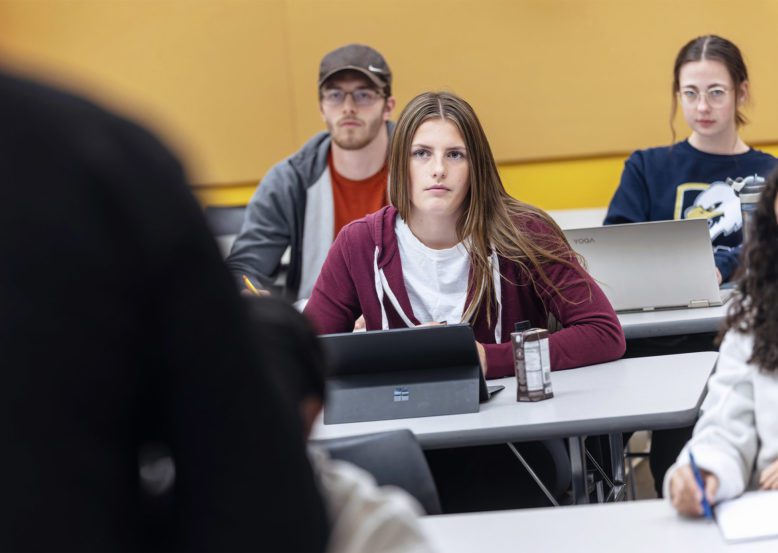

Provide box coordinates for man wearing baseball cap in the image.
[227,44,395,304]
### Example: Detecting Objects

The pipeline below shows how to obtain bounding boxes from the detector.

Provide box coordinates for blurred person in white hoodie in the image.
[666,169,778,516]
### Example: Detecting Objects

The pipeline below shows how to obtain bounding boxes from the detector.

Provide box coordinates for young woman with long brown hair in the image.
[667,169,778,515]
[305,91,624,377]
[304,90,625,511]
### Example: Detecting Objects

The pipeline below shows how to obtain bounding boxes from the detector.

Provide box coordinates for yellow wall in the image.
[0,0,295,185]
[2,0,778,208]
[500,143,778,210]
[194,143,778,210]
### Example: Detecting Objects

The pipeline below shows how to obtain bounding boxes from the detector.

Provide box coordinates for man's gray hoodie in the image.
[226,121,395,301]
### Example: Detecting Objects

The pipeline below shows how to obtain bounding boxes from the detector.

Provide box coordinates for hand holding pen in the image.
[669,451,719,518]
[689,451,714,518]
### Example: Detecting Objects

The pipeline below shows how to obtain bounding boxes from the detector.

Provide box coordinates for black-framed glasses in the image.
[321,88,384,107]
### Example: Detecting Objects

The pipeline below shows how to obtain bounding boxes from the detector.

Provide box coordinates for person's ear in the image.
[383,96,396,121]
[738,80,750,104]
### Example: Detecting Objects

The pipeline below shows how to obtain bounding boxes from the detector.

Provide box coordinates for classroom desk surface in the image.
[420,499,776,552]
[311,352,717,448]
[618,304,727,339]
[313,351,716,505]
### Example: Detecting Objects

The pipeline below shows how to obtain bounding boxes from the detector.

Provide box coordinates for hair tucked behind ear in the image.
[389,92,589,324]
[719,170,778,373]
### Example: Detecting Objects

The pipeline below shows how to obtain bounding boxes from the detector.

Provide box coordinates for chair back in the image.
[312,429,442,515]
[203,205,246,236]
[203,206,246,257]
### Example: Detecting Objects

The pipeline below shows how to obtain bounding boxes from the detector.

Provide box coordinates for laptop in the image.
[563,219,724,313]
[320,324,504,425]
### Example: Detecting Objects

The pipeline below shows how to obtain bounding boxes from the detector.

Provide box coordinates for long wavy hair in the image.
[388,91,587,324]
[719,170,778,373]
[670,35,750,143]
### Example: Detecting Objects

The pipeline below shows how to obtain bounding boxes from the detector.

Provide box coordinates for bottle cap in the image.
[514,320,531,332]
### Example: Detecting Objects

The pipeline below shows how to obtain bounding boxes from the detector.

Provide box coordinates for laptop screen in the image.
[564,219,722,312]
[320,325,493,424]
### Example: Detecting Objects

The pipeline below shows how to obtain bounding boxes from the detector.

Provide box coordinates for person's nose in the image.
[341,92,357,114]
[432,154,446,180]
[697,93,711,112]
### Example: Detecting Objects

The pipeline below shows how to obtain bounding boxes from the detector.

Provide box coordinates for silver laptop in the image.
[563,219,723,313]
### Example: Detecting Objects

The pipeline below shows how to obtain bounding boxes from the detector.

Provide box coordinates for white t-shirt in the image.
[395,218,470,324]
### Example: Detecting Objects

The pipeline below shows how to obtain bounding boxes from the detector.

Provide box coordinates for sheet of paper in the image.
[716,490,778,543]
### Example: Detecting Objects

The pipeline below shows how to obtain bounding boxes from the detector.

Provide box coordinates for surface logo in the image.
[573,237,595,244]
[393,387,410,402]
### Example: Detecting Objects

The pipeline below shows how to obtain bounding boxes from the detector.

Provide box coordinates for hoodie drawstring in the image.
[491,249,503,344]
[373,247,389,330]
[374,246,415,329]
[373,245,504,343]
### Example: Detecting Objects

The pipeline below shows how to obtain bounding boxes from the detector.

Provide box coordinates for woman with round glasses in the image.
[604,35,777,500]
[604,35,776,285]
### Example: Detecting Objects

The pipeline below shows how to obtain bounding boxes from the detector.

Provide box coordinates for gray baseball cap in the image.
[318,44,392,92]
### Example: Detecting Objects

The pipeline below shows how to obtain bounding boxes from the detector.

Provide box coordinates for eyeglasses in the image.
[321,88,384,107]
[679,87,731,107]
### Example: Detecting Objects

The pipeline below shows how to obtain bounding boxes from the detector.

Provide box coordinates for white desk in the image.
[420,499,776,552]
[313,352,716,446]
[618,304,727,340]
[547,207,607,230]
[313,352,717,503]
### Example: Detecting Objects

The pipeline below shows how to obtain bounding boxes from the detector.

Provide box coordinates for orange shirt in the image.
[329,152,389,237]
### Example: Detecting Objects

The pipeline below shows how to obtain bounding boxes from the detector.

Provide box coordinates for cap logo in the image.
[368,64,385,74]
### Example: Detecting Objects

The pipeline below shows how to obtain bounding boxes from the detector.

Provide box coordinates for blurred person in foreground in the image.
[0,70,328,551]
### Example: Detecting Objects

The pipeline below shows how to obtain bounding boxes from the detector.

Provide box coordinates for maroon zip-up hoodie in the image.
[305,206,625,378]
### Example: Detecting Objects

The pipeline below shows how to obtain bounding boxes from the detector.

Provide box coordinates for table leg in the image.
[608,432,627,501]
[506,442,560,507]
[568,436,589,504]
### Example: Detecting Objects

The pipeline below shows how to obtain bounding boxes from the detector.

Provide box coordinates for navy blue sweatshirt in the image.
[604,140,776,282]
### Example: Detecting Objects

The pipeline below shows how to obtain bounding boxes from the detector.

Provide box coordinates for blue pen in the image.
[689,450,714,519]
